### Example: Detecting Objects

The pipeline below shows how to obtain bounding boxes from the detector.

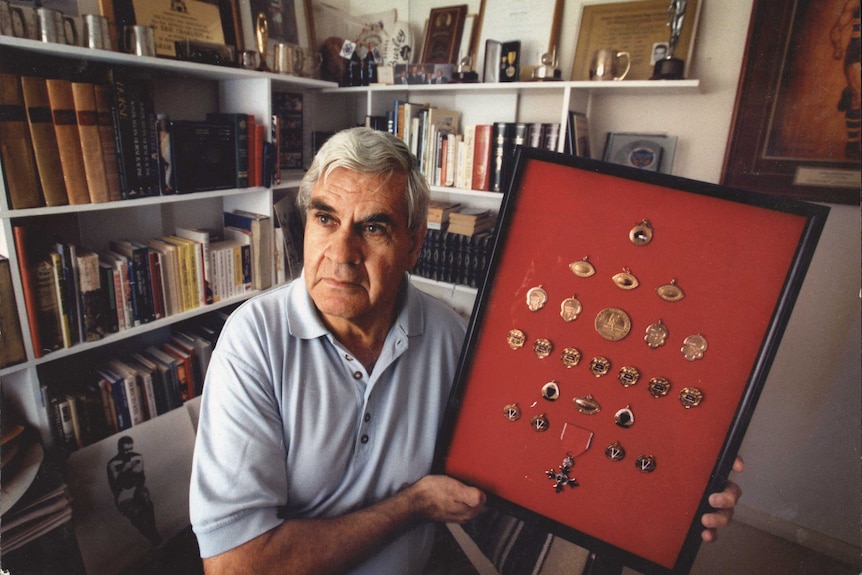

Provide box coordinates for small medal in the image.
[589,356,611,377]
[561,347,582,368]
[636,455,657,473]
[679,387,704,408]
[681,334,708,361]
[614,405,635,428]
[569,257,596,278]
[533,338,553,359]
[560,296,583,322]
[612,268,639,290]
[507,329,527,350]
[629,219,653,246]
[541,380,560,401]
[546,455,579,492]
[574,394,601,415]
[656,279,685,302]
[618,366,640,387]
[605,441,625,461]
[648,377,672,398]
[644,320,669,349]
[526,285,548,311]
[531,413,550,432]
[503,403,522,421]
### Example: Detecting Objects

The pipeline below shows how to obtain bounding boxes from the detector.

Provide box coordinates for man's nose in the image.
[327,226,362,264]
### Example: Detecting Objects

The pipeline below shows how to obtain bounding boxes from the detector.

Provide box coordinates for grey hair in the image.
[297,127,429,231]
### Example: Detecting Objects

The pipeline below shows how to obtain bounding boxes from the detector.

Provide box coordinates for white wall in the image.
[323,0,861,563]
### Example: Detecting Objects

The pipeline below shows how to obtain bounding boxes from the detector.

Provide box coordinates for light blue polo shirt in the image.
[190,274,467,573]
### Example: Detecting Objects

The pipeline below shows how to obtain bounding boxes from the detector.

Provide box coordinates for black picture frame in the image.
[434,147,828,574]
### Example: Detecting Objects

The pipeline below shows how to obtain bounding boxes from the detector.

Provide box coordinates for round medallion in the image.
[644,320,669,349]
[560,296,583,322]
[589,356,611,377]
[618,366,640,387]
[636,454,657,473]
[503,403,522,421]
[574,394,601,415]
[542,380,560,401]
[681,334,708,361]
[614,405,635,428]
[569,257,596,278]
[605,441,626,461]
[648,377,672,398]
[679,386,704,408]
[629,219,653,246]
[595,307,632,341]
[533,338,553,359]
[561,347,582,368]
[656,279,685,302]
[531,413,550,432]
[612,268,639,290]
[526,285,548,311]
[507,328,527,350]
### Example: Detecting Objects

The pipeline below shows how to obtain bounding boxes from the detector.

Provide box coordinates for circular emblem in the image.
[618,366,640,387]
[679,386,704,408]
[589,356,611,377]
[526,285,548,311]
[503,403,522,421]
[561,347,582,368]
[648,377,672,398]
[595,307,632,341]
[644,320,669,349]
[629,219,653,246]
[614,405,635,428]
[533,338,553,359]
[636,454,657,473]
[531,413,550,432]
[681,334,708,361]
[507,328,526,350]
[542,380,560,401]
[560,296,583,322]
[605,441,626,461]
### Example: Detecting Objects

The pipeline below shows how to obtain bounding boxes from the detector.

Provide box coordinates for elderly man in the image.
[190,127,741,574]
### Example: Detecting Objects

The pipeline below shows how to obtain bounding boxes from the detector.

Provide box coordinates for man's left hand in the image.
[701,456,744,542]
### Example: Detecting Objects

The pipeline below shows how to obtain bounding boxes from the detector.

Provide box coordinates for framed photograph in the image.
[721,0,860,205]
[571,0,701,81]
[112,0,227,57]
[419,5,469,65]
[604,132,678,174]
[435,148,828,574]
[474,0,563,80]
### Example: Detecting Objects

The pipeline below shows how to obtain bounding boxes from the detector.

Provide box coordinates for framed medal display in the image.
[434,148,828,574]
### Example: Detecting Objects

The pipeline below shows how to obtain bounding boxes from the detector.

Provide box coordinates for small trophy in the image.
[451,55,479,83]
[651,0,687,79]
[532,47,561,81]
[255,12,269,71]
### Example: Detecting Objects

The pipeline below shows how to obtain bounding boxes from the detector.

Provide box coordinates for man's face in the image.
[304,167,424,332]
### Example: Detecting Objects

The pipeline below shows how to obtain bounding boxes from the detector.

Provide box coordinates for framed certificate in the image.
[435,148,828,574]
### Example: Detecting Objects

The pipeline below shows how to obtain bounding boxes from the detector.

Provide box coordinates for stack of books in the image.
[447,208,494,237]
[427,200,461,230]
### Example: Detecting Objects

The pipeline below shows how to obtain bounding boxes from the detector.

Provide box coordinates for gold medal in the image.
[594,307,632,341]
[533,338,553,359]
[681,334,708,361]
[526,285,548,311]
[612,268,639,290]
[503,403,522,421]
[629,219,653,246]
[560,296,583,322]
[648,377,671,398]
[589,356,611,377]
[656,279,684,302]
[561,347,582,368]
[644,320,669,348]
[569,257,596,278]
[542,380,560,401]
[507,328,527,350]
[618,366,640,387]
[679,386,704,408]
[605,441,625,461]
[574,394,601,414]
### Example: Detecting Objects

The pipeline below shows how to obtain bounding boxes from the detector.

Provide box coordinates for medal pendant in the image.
[526,285,548,311]
[629,219,653,246]
[560,296,583,322]
[595,307,632,341]
[569,257,596,278]
[656,279,685,302]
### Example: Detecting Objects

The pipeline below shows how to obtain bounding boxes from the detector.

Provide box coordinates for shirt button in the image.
[364,413,371,422]
[360,434,369,444]
[353,371,362,380]
[345,354,354,361]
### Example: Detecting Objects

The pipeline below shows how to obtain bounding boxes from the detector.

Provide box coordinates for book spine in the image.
[76,250,105,342]
[20,75,68,207]
[0,74,43,209]
[109,71,155,198]
[471,124,492,191]
[99,261,119,333]
[45,79,90,205]
[0,257,27,368]
[71,82,111,203]
[49,251,73,348]
[94,84,123,201]
[208,112,249,187]
[491,122,514,193]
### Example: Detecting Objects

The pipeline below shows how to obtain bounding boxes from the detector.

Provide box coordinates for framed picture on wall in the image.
[722,0,860,205]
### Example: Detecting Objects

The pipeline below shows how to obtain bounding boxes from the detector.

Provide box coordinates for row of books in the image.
[13,210,271,359]
[0,70,283,211]
[413,228,495,289]
[41,312,226,452]
[383,100,592,194]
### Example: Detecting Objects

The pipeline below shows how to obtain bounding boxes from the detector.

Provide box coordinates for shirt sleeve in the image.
[189,309,288,558]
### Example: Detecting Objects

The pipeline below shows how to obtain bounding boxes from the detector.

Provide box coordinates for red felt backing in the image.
[442,159,808,569]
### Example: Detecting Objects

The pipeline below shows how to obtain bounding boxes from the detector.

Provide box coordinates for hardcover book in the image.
[169,120,237,193]
[20,75,69,207]
[108,69,159,199]
[93,84,124,202]
[71,82,111,204]
[0,74,43,209]
[206,112,249,188]
[45,79,90,205]
[0,256,27,368]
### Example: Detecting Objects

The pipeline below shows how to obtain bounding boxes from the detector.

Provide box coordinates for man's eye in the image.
[315,213,333,225]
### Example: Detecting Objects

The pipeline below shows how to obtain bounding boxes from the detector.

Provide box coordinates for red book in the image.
[247,114,258,187]
[13,226,42,357]
[471,124,493,191]
[252,121,265,187]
